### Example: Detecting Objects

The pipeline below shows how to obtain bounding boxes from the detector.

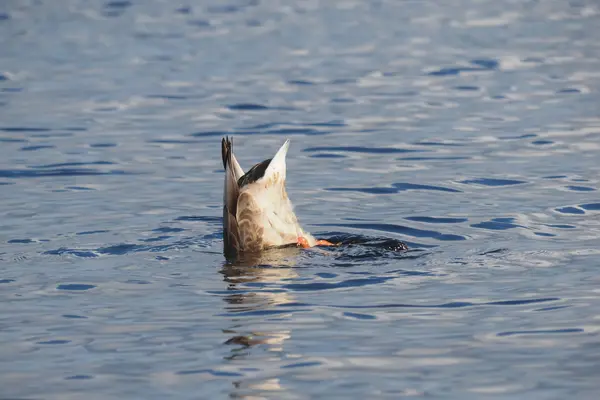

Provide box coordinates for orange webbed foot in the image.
[315,239,336,246]
[297,236,311,248]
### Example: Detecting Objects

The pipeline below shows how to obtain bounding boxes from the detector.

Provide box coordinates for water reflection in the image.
[220,247,302,397]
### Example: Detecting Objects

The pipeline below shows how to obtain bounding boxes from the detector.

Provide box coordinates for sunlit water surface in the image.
[1,0,600,398]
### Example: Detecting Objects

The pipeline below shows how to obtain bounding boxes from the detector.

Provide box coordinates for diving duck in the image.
[221,137,334,256]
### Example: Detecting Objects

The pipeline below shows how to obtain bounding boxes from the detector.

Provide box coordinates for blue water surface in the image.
[1,0,600,398]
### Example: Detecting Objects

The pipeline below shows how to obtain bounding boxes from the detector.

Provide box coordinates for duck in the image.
[221,136,334,256]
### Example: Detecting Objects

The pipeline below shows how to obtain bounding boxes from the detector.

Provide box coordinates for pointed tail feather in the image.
[222,136,243,255]
[263,139,290,183]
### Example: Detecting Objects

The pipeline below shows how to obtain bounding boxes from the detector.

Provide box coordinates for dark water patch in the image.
[543,175,567,179]
[31,132,74,138]
[282,361,322,369]
[310,153,347,159]
[405,216,468,224]
[177,369,243,377]
[288,79,315,85]
[0,168,129,178]
[148,139,198,144]
[97,243,144,255]
[125,279,151,285]
[231,127,327,136]
[8,239,36,244]
[63,314,87,319]
[304,146,422,154]
[103,1,132,17]
[104,0,131,9]
[20,145,55,151]
[305,120,346,128]
[534,306,570,312]
[176,6,191,14]
[400,156,470,161]
[336,297,557,310]
[90,143,117,148]
[328,182,460,194]
[189,130,231,138]
[0,13,10,21]
[0,137,27,143]
[272,128,323,136]
[499,134,537,140]
[459,178,526,186]
[227,103,269,111]
[321,233,414,252]
[471,217,523,231]
[36,161,114,168]
[45,248,99,258]
[566,186,595,192]
[580,203,600,211]
[414,140,464,147]
[427,59,497,76]
[0,279,16,284]
[77,230,109,235]
[428,67,480,76]
[316,272,338,279]
[37,340,71,345]
[327,187,397,195]
[532,140,554,145]
[394,182,461,192]
[153,227,185,233]
[139,235,172,243]
[454,85,479,91]
[545,224,575,229]
[488,298,560,306]
[65,186,96,191]
[0,127,51,132]
[318,223,466,241]
[479,248,509,255]
[471,58,499,69]
[219,308,310,317]
[188,19,212,28]
[175,215,222,224]
[284,276,394,291]
[557,88,581,94]
[343,312,376,320]
[46,235,208,258]
[331,97,354,103]
[497,328,583,337]
[534,232,555,237]
[207,1,257,14]
[57,284,96,291]
[0,181,14,185]
[66,375,93,380]
[555,206,585,215]
[146,94,189,100]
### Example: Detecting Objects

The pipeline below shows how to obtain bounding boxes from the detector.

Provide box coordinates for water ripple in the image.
[317,223,466,242]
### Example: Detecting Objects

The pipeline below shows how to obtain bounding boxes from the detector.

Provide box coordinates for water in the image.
[1,0,600,398]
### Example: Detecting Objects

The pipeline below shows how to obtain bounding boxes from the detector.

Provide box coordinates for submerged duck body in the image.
[221,137,332,257]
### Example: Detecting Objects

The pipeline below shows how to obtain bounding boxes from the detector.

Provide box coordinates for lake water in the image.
[1,0,600,398]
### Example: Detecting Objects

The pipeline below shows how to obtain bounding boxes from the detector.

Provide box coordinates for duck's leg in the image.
[315,239,336,246]
[297,236,311,248]
[297,237,337,248]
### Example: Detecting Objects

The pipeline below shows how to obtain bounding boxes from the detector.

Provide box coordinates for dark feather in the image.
[222,136,241,256]
[221,136,232,170]
[238,158,271,188]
